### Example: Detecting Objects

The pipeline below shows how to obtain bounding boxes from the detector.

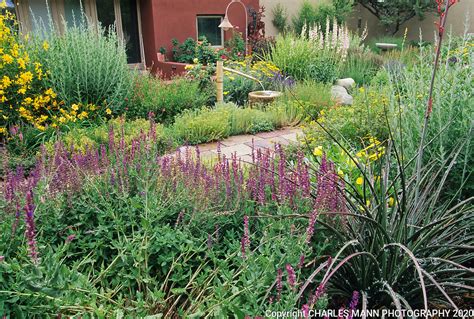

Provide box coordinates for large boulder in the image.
[331,85,353,106]
[335,78,355,90]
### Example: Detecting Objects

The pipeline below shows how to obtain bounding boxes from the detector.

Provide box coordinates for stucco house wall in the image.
[140,0,259,70]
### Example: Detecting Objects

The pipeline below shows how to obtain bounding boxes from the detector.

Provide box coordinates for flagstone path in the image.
[178,127,304,162]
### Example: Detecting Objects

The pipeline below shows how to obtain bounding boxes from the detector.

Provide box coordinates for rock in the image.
[335,78,355,90]
[331,85,353,106]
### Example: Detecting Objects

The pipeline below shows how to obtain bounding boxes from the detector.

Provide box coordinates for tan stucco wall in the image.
[263,0,473,41]
[347,2,474,42]
[262,0,327,37]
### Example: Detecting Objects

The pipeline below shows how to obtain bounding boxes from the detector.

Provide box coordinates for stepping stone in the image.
[211,144,253,157]
[254,130,285,139]
[221,134,261,146]
[280,133,299,142]
[245,137,289,150]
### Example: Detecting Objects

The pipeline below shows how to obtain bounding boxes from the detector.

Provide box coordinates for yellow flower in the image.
[185,64,194,70]
[359,87,365,93]
[71,104,79,111]
[388,197,395,207]
[356,177,364,185]
[193,58,199,64]
[43,41,49,51]
[337,169,344,178]
[17,87,26,95]
[366,200,371,207]
[223,91,229,96]
[1,75,12,88]
[2,54,13,64]
[0,127,6,135]
[17,57,26,69]
[78,111,88,120]
[106,108,112,115]
[313,146,323,157]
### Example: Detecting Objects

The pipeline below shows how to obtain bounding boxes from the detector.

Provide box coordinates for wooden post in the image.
[216,60,224,103]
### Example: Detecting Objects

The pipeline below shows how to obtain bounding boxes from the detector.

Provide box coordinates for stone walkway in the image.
[178,127,304,162]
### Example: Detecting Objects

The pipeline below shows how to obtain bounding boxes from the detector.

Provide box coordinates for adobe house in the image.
[7,0,259,75]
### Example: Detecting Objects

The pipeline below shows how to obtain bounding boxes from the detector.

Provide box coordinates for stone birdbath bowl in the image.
[376,43,398,52]
[249,90,283,106]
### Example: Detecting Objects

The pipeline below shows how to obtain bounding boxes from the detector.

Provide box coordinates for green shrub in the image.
[44,118,172,154]
[127,76,210,124]
[272,3,288,34]
[171,103,297,145]
[302,86,390,149]
[29,13,133,115]
[171,106,232,144]
[292,0,353,35]
[265,33,343,83]
[285,81,335,120]
[338,49,383,85]
[391,35,473,199]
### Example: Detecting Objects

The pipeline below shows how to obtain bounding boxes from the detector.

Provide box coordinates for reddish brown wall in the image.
[140,0,259,73]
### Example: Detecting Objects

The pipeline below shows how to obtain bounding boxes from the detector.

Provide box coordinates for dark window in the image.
[197,16,223,46]
[120,0,141,64]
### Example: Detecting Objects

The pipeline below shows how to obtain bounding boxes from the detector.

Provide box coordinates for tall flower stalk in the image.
[415,0,457,202]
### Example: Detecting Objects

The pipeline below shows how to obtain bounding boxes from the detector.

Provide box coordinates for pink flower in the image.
[286,263,296,288]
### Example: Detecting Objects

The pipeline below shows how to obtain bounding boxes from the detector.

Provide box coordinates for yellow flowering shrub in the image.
[0,4,63,134]
[0,5,109,137]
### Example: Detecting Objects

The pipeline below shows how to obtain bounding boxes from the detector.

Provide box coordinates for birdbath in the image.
[248,90,283,107]
[376,43,398,52]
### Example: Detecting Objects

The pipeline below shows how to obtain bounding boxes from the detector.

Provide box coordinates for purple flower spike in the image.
[276,268,283,300]
[286,263,296,288]
[24,191,39,264]
[302,304,309,318]
[347,291,360,319]
[241,215,250,258]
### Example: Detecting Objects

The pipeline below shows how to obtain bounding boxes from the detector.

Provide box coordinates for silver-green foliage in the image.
[389,33,473,198]
[31,13,133,111]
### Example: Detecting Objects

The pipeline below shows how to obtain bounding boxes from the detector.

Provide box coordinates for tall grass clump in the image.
[29,11,133,114]
[390,32,473,199]
[265,19,355,83]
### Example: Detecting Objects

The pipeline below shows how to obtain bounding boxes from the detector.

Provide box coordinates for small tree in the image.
[357,0,437,34]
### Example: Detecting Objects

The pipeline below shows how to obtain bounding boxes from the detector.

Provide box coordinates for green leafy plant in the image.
[29,12,133,114]
[272,3,288,34]
[127,76,210,124]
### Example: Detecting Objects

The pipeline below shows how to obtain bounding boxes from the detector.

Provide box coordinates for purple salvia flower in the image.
[302,304,309,318]
[347,291,360,319]
[308,282,326,306]
[241,215,250,258]
[276,268,283,300]
[286,263,296,288]
[24,191,38,264]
